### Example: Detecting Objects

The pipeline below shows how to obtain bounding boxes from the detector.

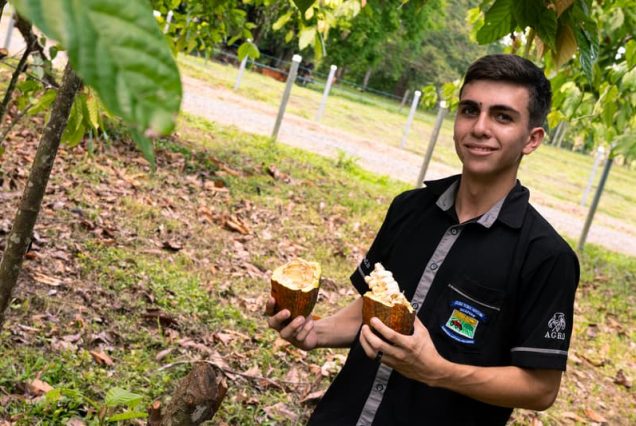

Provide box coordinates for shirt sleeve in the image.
[510,247,580,370]
[350,194,402,295]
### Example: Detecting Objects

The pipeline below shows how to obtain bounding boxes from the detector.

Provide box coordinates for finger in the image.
[267,309,291,330]
[295,318,314,342]
[358,325,377,359]
[369,317,401,345]
[279,316,306,340]
[265,296,277,316]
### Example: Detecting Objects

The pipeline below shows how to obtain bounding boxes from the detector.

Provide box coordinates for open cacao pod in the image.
[362,263,415,335]
[270,258,321,319]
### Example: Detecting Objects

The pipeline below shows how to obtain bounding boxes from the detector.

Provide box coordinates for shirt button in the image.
[450,228,458,235]
[375,384,385,392]
[430,263,438,271]
[412,302,419,310]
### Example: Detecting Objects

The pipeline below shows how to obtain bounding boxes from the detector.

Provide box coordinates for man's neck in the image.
[455,173,517,223]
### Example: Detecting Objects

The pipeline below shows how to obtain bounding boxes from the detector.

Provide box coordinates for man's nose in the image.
[471,113,491,137]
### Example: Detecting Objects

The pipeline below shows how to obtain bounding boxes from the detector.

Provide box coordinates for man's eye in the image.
[496,113,512,122]
[461,106,478,116]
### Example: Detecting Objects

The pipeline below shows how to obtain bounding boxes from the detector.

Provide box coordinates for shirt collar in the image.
[425,174,529,229]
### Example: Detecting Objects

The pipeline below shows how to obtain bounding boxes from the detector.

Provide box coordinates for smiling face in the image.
[453,80,545,183]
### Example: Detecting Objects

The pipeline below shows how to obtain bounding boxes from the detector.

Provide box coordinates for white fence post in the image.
[234,39,252,90]
[416,101,448,186]
[315,64,337,122]
[580,146,605,207]
[234,55,249,90]
[163,10,174,34]
[3,7,15,51]
[400,90,421,148]
[271,54,302,141]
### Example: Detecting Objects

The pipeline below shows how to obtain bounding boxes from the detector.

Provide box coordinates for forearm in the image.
[430,362,562,410]
[314,297,363,348]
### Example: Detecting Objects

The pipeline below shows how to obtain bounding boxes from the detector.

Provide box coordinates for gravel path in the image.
[182,75,636,258]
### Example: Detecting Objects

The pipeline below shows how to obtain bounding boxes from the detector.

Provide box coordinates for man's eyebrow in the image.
[489,104,521,115]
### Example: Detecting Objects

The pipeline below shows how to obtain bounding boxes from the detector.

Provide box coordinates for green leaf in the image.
[104,387,144,408]
[313,32,325,62]
[107,410,148,422]
[237,41,260,61]
[299,26,316,50]
[562,0,598,83]
[61,95,86,147]
[292,0,316,15]
[28,89,58,116]
[131,129,156,170]
[625,40,636,69]
[12,0,182,136]
[512,1,557,51]
[85,91,101,130]
[476,0,515,45]
[272,11,293,31]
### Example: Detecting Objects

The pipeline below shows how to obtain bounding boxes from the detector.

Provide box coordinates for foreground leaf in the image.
[13,0,182,136]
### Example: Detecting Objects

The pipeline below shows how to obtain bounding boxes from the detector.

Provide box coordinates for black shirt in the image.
[308,175,580,426]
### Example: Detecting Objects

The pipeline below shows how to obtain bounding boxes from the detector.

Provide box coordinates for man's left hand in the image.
[359,316,449,386]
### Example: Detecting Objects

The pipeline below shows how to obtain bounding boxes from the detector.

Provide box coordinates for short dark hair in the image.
[459,54,552,128]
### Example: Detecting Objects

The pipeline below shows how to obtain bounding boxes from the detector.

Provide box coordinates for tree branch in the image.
[0,41,33,125]
[15,15,58,88]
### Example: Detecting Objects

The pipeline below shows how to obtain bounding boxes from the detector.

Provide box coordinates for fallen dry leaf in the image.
[26,379,53,396]
[561,411,586,422]
[89,350,114,366]
[66,418,87,426]
[300,389,325,403]
[156,348,174,362]
[31,272,63,287]
[583,408,608,423]
[263,402,298,421]
[224,215,250,235]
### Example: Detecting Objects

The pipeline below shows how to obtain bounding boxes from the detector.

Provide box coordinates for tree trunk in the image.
[0,62,81,328]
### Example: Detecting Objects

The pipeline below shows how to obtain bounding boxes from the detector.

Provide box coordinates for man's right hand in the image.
[266,296,319,351]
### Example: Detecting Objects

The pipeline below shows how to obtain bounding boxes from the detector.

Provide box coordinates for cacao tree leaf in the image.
[554,22,577,67]
[27,89,57,116]
[131,129,156,170]
[562,0,598,82]
[12,0,181,136]
[292,0,316,15]
[476,0,515,45]
[61,95,87,147]
[512,0,557,51]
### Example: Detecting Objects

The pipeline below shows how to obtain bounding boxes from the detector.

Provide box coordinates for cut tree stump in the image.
[149,362,228,425]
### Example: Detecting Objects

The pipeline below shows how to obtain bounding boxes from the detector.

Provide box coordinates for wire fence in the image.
[207,48,426,115]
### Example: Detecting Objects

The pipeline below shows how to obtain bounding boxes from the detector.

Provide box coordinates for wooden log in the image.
[151,363,228,425]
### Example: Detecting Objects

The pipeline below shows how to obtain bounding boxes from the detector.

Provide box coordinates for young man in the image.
[267,54,579,425]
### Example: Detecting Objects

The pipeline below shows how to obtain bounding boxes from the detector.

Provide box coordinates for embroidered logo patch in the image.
[441,300,486,344]
[545,312,566,340]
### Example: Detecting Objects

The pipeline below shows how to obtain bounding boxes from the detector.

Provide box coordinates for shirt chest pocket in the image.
[430,278,505,354]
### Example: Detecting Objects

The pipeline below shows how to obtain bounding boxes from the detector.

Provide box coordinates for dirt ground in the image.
[181,75,636,258]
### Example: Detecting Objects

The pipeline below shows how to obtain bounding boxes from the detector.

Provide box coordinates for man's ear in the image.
[523,127,545,155]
